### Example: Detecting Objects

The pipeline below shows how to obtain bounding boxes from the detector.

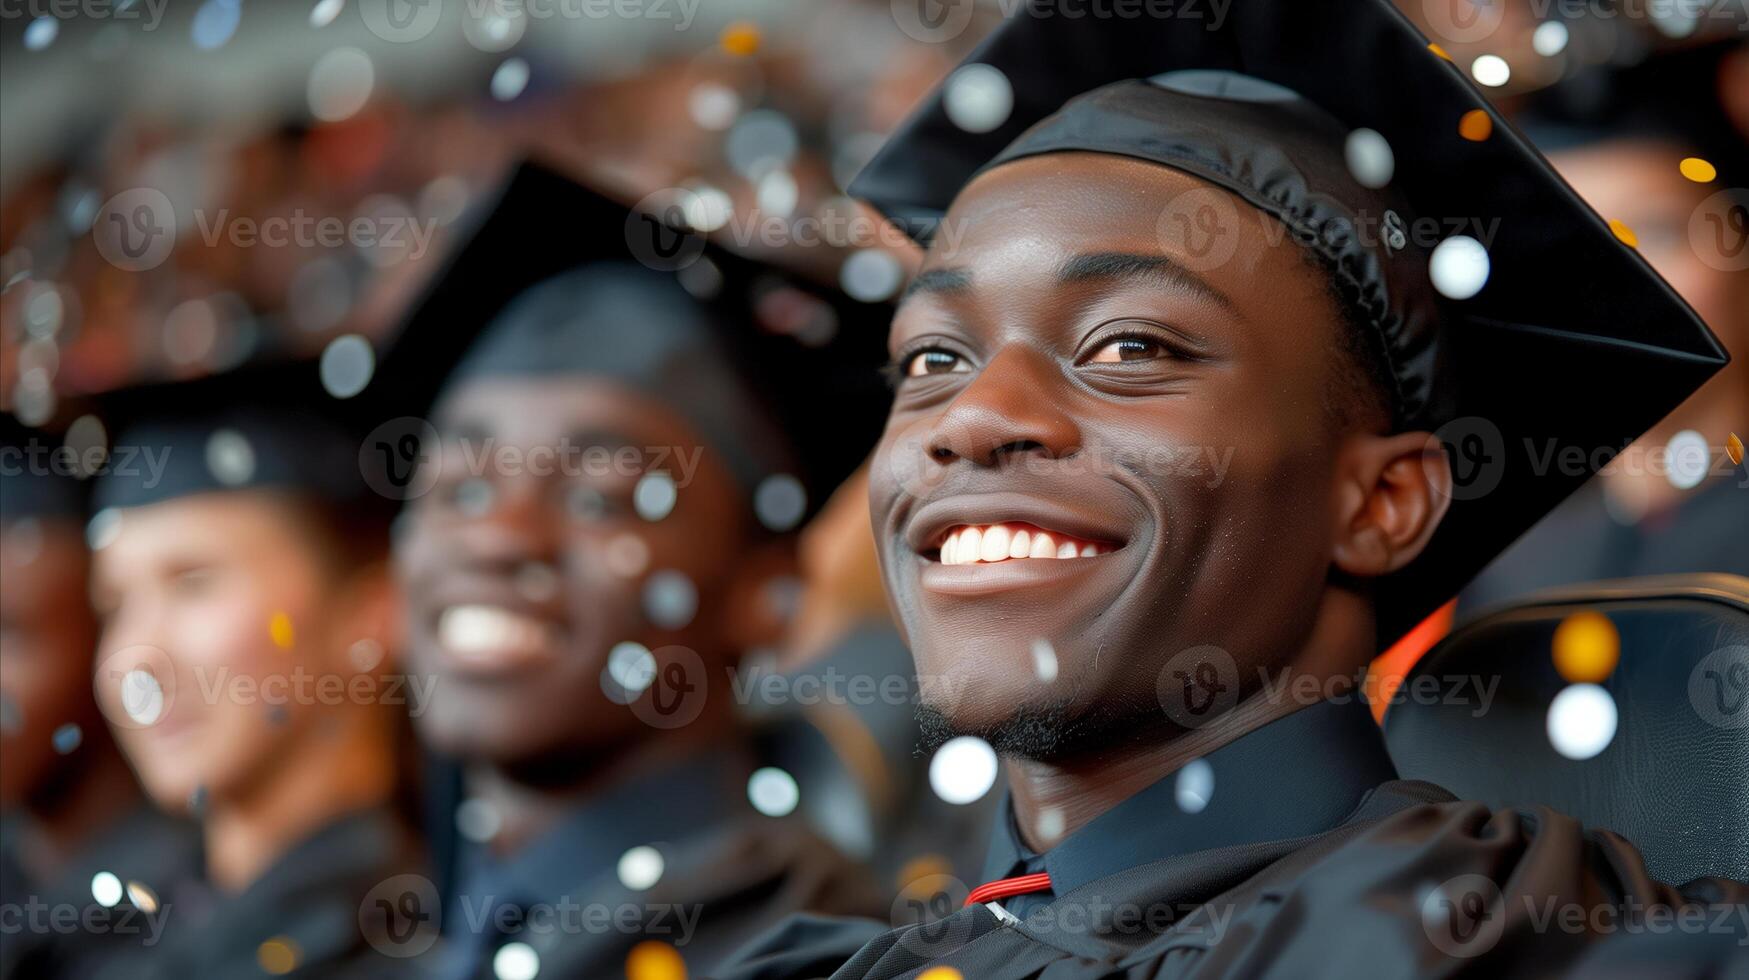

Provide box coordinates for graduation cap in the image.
[0,415,88,523]
[372,160,892,527]
[84,357,394,521]
[847,0,1729,646]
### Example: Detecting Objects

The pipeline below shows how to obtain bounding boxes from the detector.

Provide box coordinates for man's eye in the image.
[1088,337,1166,363]
[905,350,967,377]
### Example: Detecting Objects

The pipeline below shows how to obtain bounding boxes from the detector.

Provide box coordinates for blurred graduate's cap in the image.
[1,414,88,524]
[82,354,394,523]
[371,159,892,529]
[848,0,1729,646]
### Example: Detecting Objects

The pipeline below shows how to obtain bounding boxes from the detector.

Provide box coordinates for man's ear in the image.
[1330,431,1453,578]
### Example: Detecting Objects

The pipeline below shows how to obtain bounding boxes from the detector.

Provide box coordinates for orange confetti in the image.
[626,940,687,980]
[1429,43,1453,62]
[1608,219,1638,248]
[918,970,965,980]
[269,612,295,650]
[1458,109,1493,142]
[1553,611,1620,684]
[1728,432,1744,466]
[257,937,301,975]
[1679,157,1718,183]
[720,21,760,56]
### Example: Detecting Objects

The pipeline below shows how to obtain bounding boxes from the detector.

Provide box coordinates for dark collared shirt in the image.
[978,696,1399,920]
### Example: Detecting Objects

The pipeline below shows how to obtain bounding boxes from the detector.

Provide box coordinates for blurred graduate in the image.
[380,161,893,979]
[79,363,424,978]
[0,418,197,980]
[716,1,1749,977]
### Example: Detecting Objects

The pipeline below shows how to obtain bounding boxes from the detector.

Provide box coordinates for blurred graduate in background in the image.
[382,161,894,979]
[77,364,424,978]
[1462,40,1749,610]
[0,418,197,980]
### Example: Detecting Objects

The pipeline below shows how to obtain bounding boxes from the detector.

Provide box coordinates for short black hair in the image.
[1306,247,1396,434]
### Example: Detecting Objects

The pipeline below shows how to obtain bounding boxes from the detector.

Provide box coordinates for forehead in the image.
[434,375,703,450]
[898,152,1335,341]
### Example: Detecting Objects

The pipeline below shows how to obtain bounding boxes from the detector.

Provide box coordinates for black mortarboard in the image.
[848,0,1729,645]
[86,358,389,516]
[0,415,88,523]
[373,160,892,525]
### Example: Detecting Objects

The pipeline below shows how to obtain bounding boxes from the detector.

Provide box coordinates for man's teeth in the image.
[438,604,557,657]
[938,523,1114,564]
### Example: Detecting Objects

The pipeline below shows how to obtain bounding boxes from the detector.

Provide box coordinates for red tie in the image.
[964,872,1053,907]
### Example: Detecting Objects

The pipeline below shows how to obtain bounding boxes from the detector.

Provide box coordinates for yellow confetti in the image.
[626,940,687,980]
[720,21,760,56]
[1608,219,1638,248]
[1553,611,1620,684]
[918,969,965,980]
[1679,157,1718,184]
[1429,43,1453,62]
[269,612,295,650]
[257,937,301,975]
[1728,432,1744,466]
[1458,109,1493,142]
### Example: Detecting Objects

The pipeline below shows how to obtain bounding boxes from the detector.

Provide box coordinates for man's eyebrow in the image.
[1055,252,1237,313]
[901,266,973,300]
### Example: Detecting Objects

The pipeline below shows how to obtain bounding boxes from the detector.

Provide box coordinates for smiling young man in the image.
[717,1,1747,977]
[381,163,891,979]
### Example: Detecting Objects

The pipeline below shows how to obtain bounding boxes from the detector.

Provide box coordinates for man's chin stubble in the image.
[915,693,1165,764]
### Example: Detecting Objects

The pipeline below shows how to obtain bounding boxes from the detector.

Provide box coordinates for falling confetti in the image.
[1031,638,1059,683]
[126,880,160,913]
[493,941,540,980]
[1547,684,1617,760]
[747,767,801,817]
[929,736,999,805]
[91,872,123,907]
[269,612,296,650]
[1470,55,1511,88]
[618,845,665,891]
[1552,611,1619,684]
[627,940,688,980]
[720,21,761,56]
[1175,758,1215,813]
[53,723,83,754]
[917,969,965,980]
[1458,110,1493,142]
[257,938,299,976]
[1608,219,1638,248]
[1665,429,1709,490]
[1344,128,1395,189]
[1728,433,1744,467]
[1428,43,1453,62]
[1679,157,1718,184]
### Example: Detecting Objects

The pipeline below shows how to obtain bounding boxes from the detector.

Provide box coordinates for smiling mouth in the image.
[436,604,564,673]
[931,522,1120,564]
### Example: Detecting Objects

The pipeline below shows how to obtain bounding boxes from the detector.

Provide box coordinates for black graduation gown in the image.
[434,746,887,980]
[714,699,1749,979]
[0,804,198,980]
[111,807,426,980]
